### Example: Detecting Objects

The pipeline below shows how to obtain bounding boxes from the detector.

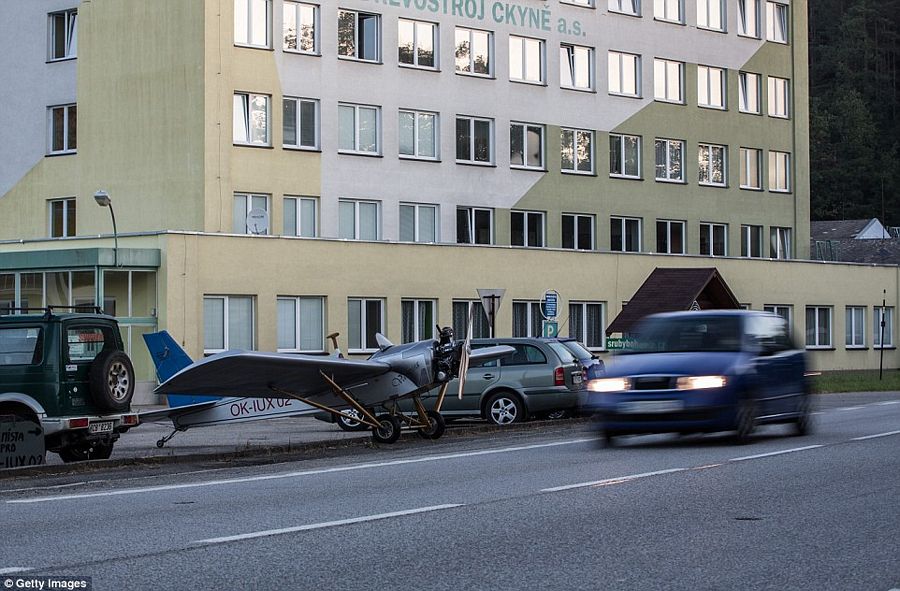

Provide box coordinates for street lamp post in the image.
[93,190,118,267]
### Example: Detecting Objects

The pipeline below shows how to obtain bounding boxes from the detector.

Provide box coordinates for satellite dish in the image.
[246,208,269,235]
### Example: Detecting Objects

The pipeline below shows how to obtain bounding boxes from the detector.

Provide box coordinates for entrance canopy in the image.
[606,267,740,336]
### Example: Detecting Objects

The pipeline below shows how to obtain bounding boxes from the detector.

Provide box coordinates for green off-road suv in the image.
[0,308,139,464]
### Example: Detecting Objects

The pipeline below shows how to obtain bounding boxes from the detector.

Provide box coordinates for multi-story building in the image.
[1,0,897,401]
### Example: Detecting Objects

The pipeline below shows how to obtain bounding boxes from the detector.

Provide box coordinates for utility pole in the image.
[879,289,886,381]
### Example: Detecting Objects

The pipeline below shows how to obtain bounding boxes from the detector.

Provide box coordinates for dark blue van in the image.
[582,310,811,446]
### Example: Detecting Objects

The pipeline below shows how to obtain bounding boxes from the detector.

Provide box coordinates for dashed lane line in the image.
[0,568,33,575]
[851,430,900,441]
[728,445,824,462]
[541,468,687,493]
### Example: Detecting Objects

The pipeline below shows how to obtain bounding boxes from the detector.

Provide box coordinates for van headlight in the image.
[587,377,631,392]
[676,375,727,390]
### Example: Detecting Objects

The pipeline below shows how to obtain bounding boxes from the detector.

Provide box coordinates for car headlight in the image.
[676,375,727,390]
[587,377,631,392]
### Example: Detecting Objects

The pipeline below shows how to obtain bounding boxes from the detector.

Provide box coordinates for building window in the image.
[845,306,866,349]
[738,0,760,37]
[560,44,594,91]
[654,138,684,182]
[698,143,727,186]
[739,71,761,114]
[49,9,77,60]
[874,307,894,348]
[700,222,727,256]
[457,207,493,244]
[348,298,384,352]
[563,0,595,6]
[234,0,271,48]
[338,103,380,154]
[769,151,791,192]
[569,302,606,349]
[338,9,380,61]
[656,219,685,254]
[770,226,791,259]
[456,116,493,164]
[768,76,790,118]
[399,203,438,243]
[283,1,317,53]
[509,35,545,83]
[339,199,380,240]
[510,123,544,169]
[741,224,763,257]
[49,198,76,238]
[562,214,594,250]
[805,306,832,349]
[283,196,317,237]
[608,51,641,97]
[455,27,492,76]
[653,59,683,103]
[766,1,788,43]
[399,110,438,160]
[48,104,77,154]
[697,0,725,31]
[453,301,491,339]
[654,0,682,23]
[610,217,641,252]
[277,296,324,352]
[511,211,545,247]
[765,305,792,327]
[610,134,641,178]
[512,301,543,338]
[609,0,640,16]
[698,65,726,109]
[402,299,436,343]
[233,93,270,146]
[233,193,269,234]
[204,295,254,354]
[739,147,762,189]
[561,128,594,174]
[283,97,319,150]
[398,19,437,69]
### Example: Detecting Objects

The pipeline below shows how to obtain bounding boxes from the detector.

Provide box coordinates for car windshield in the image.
[560,340,593,361]
[627,316,743,354]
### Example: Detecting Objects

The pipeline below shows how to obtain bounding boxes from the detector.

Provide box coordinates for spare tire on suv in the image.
[89,349,135,412]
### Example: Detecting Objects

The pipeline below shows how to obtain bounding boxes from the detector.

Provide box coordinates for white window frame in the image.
[697,0,725,31]
[401,299,437,343]
[654,138,684,182]
[766,1,789,44]
[455,115,494,165]
[739,71,761,114]
[562,213,595,250]
[560,44,594,91]
[653,58,684,104]
[48,198,76,238]
[282,196,318,237]
[699,222,728,256]
[767,76,790,118]
[347,297,385,353]
[653,0,683,23]
[656,219,686,254]
[806,306,833,349]
[509,35,545,84]
[512,301,543,338]
[338,9,381,62]
[399,109,439,160]
[697,65,726,109]
[233,92,270,146]
[48,9,77,61]
[455,27,493,77]
[47,104,77,155]
[698,143,727,187]
[741,224,763,258]
[561,128,594,174]
[608,0,640,16]
[609,133,642,179]
[874,306,894,348]
[234,0,271,48]
[339,199,381,240]
[277,296,325,353]
[510,122,545,170]
[770,226,792,259]
[610,216,642,253]
[562,0,595,7]
[765,305,793,331]
[203,295,255,355]
[569,301,607,350]
[233,193,270,235]
[845,306,866,349]
[282,1,318,54]
[282,96,319,150]
[768,151,791,192]
[457,206,494,245]
[338,103,381,155]
[738,0,760,37]
[740,147,762,189]
[398,18,438,70]
[399,203,439,243]
[608,51,641,97]
[510,210,545,247]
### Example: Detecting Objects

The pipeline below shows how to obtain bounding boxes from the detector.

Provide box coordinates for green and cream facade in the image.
[0,0,893,403]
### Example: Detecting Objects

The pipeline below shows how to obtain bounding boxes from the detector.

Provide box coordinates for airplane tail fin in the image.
[143,331,220,408]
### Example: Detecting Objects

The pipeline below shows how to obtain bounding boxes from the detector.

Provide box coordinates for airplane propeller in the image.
[458,303,477,399]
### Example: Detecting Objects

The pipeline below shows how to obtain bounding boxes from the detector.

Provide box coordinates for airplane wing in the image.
[139,401,219,423]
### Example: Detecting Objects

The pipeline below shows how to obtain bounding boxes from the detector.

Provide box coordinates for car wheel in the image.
[486,392,526,426]
[58,441,114,463]
[732,398,757,444]
[371,414,401,444]
[337,409,370,432]
[89,350,135,413]
[417,410,446,440]
[791,393,813,436]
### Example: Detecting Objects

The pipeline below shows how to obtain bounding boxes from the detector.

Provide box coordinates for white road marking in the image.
[851,430,900,441]
[729,445,823,462]
[874,400,900,406]
[7,438,595,504]
[0,568,33,575]
[541,468,686,493]
[838,406,864,411]
[193,504,464,545]
[3,482,88,494]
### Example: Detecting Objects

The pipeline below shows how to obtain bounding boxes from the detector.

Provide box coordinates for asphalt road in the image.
[1,392,899,591]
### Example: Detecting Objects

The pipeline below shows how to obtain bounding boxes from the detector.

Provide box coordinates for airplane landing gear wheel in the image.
[372,414,401,444]
[417,410,446,440]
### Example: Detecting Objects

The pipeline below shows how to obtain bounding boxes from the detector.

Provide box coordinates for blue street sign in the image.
[542,290,559,320]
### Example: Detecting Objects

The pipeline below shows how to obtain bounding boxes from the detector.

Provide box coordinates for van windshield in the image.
[627,316,743,354]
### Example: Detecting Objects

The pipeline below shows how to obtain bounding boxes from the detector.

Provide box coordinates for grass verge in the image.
[810,369,900,394]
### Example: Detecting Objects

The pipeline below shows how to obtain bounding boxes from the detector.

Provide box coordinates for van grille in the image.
[632,376,675,391]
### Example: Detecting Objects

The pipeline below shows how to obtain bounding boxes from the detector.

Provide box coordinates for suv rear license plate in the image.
[89,421,114,434]
[619,400,683,414]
